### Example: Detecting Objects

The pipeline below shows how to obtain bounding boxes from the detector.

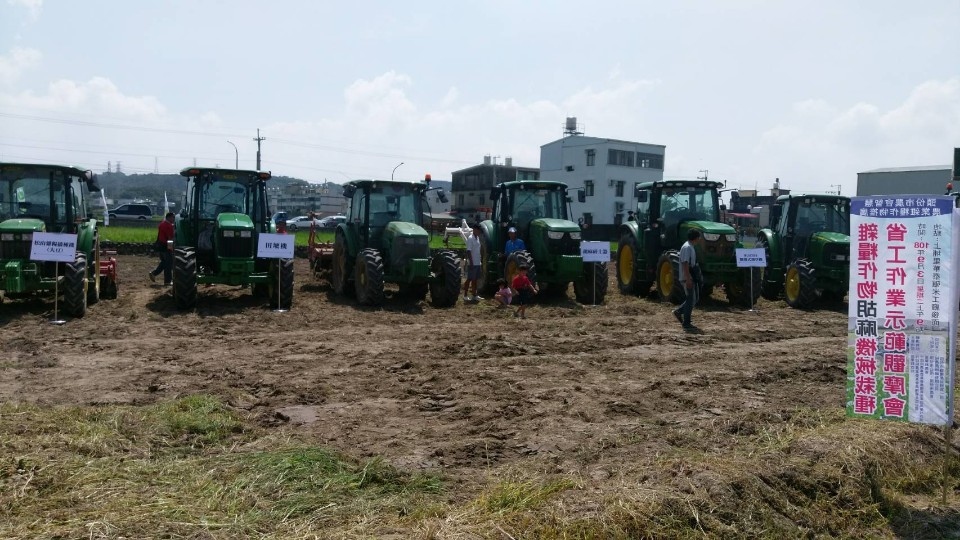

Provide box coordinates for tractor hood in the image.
[384,221,428,239]
[682,220,735,235]
[810,231,850,246]
[217,212,254,229]
[0,218,46,233]
[530,218,580,233]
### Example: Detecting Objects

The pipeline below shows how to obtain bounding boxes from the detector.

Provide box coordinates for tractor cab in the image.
[647,181,725,251]
[0,163,100,236]
[490,181,581,261]
[772,194,850,264]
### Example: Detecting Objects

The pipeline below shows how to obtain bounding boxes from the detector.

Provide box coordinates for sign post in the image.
[257,233,294,313]
[580,241,610,306]
[30,231,79,325]
[735,247,766,312]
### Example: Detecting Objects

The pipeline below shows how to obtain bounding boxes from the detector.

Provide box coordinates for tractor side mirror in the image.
[577,190,586,203]
[720,203,726,212]
[636,190,648,203]
[86,172,102,192]
[437,189,448,204]
[342,184,356,198]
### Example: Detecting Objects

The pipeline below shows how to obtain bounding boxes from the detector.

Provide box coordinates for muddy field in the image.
[0,254,852,477]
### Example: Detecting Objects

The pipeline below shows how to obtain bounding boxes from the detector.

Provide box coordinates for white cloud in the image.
[1,76,166,120]
[0,47,41,86]
[7,0,42,21]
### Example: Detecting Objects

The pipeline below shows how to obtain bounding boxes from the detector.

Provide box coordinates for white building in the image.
[539,118,665,238]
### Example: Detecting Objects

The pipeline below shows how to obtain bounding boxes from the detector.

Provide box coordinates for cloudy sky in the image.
[1,0,958,197]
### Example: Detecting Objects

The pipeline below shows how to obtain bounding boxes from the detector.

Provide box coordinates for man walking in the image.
[672,229,702,330]
[149,212,175,285]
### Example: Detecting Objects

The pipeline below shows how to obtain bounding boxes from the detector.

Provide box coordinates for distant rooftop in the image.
[860,165,951,174]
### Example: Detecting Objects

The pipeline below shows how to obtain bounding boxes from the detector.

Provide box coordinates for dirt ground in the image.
[1,254,849,487]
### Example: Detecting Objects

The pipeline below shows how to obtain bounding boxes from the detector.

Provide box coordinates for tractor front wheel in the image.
[269,258,294,310]
[63,253,88,318]
[575,261,608,304]
[87,237,101,306]
[725,268,761,307]
[504,250,536,288]
[173,248,197,310]
[332,232,353,296]
[355,248,385,306]
[617,232,649,295]
[784,259,817,309]
[656,251,684,304]
[430,250,461,307]
[755,237,780,301]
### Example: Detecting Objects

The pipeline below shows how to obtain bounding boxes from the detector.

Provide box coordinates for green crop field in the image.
[99,226,466,249]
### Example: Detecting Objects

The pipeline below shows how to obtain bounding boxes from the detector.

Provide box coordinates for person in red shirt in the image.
[511,264,538,319]
[149,212,175,285]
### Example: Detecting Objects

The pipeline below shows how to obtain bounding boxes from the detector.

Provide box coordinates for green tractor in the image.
[474,180,606,303]
[173,167,292,310]
[0,162,118,317]
[330,178,460,307]
[617,180,758,306]
[756,194,850,308]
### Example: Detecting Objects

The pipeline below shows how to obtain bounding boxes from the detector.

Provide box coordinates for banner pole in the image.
[749,267,756,312]
[51,262,65,325]
[592,263,596,306]
[945,422,953,505]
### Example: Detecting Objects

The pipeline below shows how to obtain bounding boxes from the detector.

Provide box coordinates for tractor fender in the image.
[618,221,641,244]
[75,218,98,255]
[478,220,497,253]
[335,222,361,259]
[757,228,782,271]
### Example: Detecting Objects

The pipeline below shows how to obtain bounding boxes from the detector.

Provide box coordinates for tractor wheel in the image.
[355,248,385,306]
[477,231,496,296]
[87,238,101,306]
[173,248,197,310]
[784,259,817,309]
[332,232,353,296]
[655,251,684,304]
[725,268,762,307]
[575,261,608,304]
[755,237,780,301]
[63,253,88,318]
[504,250,536,288]
[430,250,461,308]
[617,232,649,295]
[269,258,294,310]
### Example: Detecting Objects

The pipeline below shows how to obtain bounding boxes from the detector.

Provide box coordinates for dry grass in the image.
[3,397,959,539]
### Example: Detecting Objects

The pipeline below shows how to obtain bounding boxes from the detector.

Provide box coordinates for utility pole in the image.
[253,129,265,170]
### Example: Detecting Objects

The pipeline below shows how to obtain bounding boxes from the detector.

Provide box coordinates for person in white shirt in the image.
[463,223,483,301]
[672,229,702,330]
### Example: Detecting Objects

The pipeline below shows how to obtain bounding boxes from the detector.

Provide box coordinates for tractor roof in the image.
[0,162,91,177]
[775,193,850,203]
[497,180,569,190]
[636,179,723,190]
[345,179,428,190]
[179,167,270,179]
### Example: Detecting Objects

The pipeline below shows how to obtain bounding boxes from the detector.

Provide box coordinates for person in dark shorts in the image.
[511,264,539,319]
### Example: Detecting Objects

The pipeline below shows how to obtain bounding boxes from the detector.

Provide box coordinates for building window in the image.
[458,194,464,207]
[637,152,664,169]
[607,149,635,167]
[614,202,625,215]
[586,149,596,166]
[584,180,594,197]
[615,180,625,197]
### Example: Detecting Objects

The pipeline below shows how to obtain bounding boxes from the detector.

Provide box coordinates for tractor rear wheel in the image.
[355,248,385,306]
[575,261,608,304]
[173,248,197,310]
[269,258,294,310]
[656,251,684,304]
[430,250,461,307]
[617,232,649,295]
[504,250,536,288]
[755,237,780,301]
[87,238,100,306]
[725,268,761,307]
[332,232,353,296]
[785,259,817,309]
[63,253,88,318]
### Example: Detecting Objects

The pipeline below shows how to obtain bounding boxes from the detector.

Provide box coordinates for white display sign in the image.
[580,241,610,262]
[735,248,767,268]
[30,232,78,263]
[257,233,295,259]
[846,195,959,426]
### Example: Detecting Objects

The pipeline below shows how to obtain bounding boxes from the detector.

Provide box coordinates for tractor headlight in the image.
[725,234,737,242]
[223,230,236,237]
[0,233,13,241]
[702,233,720,241]
[546,231,565,240]
[569,231,581,240]
[239,230,252,238]
[833,254,848,261]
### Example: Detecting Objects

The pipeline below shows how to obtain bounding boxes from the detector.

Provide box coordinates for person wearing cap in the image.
[462,223,483,302]
[504,226,526,256]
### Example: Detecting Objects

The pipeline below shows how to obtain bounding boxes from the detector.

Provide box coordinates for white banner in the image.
[846,195,959,426]
[735,247,766,268]
[580,241,610,262]
[30,232,78,263]
[257,233,295,259]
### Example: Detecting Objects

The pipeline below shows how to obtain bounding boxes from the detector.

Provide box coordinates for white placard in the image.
[735,247,766,268]
[257,233,295,259]
[580,241,610,262]
[30,232,78,262]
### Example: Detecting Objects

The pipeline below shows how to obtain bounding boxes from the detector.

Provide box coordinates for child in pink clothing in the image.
[493,278,512,308]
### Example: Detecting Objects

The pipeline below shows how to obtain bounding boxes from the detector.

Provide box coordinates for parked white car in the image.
[285,215,322,231]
